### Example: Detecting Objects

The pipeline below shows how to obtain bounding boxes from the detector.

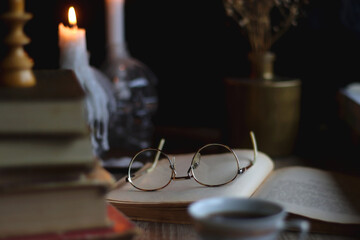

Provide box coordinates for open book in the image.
[106,150,360,235]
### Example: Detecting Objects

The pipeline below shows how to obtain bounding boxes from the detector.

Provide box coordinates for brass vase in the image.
[224,51,301,157]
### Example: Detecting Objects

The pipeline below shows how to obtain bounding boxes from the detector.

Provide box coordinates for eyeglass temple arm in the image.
[126,138,166,182]
[238,131,258,174]
[250,131,258,165]
[147,138,165,173]
[132,138,165,179]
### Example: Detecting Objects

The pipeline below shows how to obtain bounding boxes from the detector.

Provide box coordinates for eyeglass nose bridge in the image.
[173,175,191,180]
[170,163,193,181]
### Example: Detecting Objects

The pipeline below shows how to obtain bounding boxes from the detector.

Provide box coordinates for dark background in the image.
[1,0,360,158]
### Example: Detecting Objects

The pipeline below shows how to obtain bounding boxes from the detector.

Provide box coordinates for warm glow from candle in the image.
[68,7,77,26]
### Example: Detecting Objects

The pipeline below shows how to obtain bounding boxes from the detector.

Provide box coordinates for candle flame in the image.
[68,6,77,26]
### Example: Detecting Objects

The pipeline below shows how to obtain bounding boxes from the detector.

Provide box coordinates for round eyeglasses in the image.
[126,132,257,191]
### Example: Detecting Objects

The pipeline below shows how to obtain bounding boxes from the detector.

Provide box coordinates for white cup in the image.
[188,197,309,240]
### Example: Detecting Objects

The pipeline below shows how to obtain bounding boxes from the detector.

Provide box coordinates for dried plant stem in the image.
[224,0,305,54]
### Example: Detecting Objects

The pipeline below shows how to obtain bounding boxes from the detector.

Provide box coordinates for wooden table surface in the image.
[106,126,360,240]
[133,221,358,240]
[108,155,360,240]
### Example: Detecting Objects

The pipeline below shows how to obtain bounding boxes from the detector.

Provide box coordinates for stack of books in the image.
[0,70,139,240]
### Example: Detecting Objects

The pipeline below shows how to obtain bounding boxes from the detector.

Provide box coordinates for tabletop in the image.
[105,126,360,240]
[133,221,358,240]
[108,155,360,240]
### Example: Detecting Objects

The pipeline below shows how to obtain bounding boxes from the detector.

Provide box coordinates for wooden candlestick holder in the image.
[0,0,36,87]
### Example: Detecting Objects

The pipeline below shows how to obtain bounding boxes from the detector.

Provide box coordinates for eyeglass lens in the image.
[191,145,239,186]
[129,149,172,191]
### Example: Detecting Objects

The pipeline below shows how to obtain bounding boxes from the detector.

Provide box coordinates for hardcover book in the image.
[0,135,94,169]
[0,70,89,136]
[0,180,110,237]
[0,204,140,240]
[107,150,360,235]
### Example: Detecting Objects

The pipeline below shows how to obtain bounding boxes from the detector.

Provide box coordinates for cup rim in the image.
[188,197,285,223]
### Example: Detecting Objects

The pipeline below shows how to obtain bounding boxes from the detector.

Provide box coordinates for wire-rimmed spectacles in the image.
[126,132,258,191]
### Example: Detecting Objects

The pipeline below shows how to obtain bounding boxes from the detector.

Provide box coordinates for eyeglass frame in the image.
[126,131,258,191]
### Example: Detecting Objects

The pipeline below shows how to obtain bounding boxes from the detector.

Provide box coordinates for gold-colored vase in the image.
[224,51,301,157]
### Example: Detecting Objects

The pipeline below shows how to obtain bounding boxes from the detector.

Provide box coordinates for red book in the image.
[0,204,141,240]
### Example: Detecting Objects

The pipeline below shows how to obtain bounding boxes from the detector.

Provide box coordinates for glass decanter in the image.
[101,0,158,157]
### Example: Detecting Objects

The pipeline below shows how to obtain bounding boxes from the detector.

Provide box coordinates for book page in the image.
[252,166,360,224]
[107,150,274,204]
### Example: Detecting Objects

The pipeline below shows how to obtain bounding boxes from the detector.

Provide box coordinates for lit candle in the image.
[58,6,115,153]
[58,6,88,69]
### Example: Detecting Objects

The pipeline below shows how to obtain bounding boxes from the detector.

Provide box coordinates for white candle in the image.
[58,6,113,153]
[105,0,127,59]
[58,7,88,69]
